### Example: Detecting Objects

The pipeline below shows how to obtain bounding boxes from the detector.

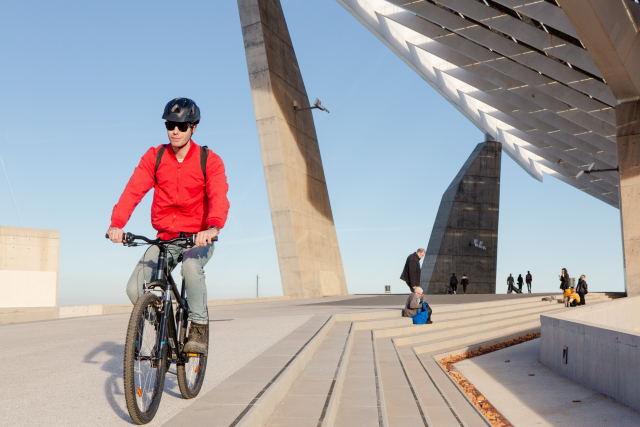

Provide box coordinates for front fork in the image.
[158,287,190,365]
[152,252,187,364]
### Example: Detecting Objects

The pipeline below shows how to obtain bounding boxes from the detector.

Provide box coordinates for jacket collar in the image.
[165,139,197,162]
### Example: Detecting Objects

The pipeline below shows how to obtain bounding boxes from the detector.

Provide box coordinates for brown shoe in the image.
[183,323,208,355]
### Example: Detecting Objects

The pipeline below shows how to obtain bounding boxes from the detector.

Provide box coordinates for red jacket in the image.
[110,141,229,239]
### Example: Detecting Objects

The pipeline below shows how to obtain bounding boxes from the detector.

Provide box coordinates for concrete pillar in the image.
[238,0,348,298]
[421,139,501,294]
[617,100,640,296]
[0,226,60,307]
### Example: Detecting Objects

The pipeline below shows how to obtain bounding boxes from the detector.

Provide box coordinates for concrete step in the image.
[375,335,430,427]
[413,319,541,355]
[430,295,561,314]
[334,310,402,322]
[375,300,562,339]
[334,329,387,427]
[265,322,354,427]
[397,344,489,427]
[353,317,413,331]
[432,296,609,322]
[393,308,557,347]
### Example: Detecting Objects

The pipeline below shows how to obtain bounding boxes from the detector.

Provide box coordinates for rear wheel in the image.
[123,293,167,424]
[177,309,209,398]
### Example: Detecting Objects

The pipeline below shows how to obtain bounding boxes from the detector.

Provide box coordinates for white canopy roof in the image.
[336,0,632,207]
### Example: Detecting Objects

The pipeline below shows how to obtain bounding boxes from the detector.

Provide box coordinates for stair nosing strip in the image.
[413,320,541,351]
[411,321,541,351]
[228,316,332,427]
[371,330,389,427]
[317,322,354,427]
[392,340,434,427]
[394,310,555,345]
[429,327,542,361]
[410,345,467,427]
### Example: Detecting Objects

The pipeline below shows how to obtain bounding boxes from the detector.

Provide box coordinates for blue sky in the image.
[0,0,624,305]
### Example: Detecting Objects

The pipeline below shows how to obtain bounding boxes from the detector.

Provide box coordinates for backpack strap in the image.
[200,145,209,183]
[154,145,167,184]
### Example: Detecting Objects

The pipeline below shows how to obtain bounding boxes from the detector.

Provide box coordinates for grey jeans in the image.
[126,243,214,325]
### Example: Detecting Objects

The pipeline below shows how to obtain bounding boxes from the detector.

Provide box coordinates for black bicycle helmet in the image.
[162,98,200,124]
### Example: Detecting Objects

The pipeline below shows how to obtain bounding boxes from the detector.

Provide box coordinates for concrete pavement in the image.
[455,339,640,426]
[1,294,632,427]
[0,309,312,427]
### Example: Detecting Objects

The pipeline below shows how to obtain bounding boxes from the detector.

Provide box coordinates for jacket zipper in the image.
[170,163,181,233]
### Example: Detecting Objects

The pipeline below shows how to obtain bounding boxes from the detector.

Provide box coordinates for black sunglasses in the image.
[165,121,193,132]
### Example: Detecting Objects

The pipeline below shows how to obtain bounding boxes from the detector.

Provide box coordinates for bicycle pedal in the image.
[187,353,199,357]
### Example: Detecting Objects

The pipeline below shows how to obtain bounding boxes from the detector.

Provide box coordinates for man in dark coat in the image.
[517,274,524,292]
[450,273,458,294]
[400,248,425,291]
[576,275,588,305]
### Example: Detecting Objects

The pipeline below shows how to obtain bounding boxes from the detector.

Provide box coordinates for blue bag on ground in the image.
[412,302,430,324]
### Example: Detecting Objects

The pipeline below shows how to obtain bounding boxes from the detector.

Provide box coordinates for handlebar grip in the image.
[105,231,128,241]
[184,235,217,246]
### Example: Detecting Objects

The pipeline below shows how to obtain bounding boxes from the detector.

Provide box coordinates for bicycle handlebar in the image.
[104,232,218,248]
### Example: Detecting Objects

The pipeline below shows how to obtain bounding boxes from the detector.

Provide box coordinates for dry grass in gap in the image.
[438,332,541,427]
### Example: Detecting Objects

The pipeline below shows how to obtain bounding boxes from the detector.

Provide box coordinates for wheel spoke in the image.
[134,306,161,413]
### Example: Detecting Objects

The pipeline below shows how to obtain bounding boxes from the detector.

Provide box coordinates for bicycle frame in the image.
[143,245,190,366]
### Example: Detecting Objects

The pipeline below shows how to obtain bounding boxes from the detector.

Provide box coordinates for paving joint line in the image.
[317,322,353,427]
[371,330,388,427]
[392,339,432,427]
[413,347,467,427]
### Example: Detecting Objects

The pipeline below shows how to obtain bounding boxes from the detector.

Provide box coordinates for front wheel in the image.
[123,293,167,424]
[177,309,209,398]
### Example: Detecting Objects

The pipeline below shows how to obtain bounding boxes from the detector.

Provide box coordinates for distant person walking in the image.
[517,274,524,292]
[461,274,469,294]
[507,274,515,293]
[400,249,425,291]
[559,268,570,291]
[526,271,532,293]
[576,275,588,305]
[450,273,458,294]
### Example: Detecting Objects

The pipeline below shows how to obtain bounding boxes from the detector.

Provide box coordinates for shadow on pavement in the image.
[84,341,133,424]
[84,340,188,423]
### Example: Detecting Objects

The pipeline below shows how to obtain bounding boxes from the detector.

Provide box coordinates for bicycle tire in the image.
[176,308,209,399]
[123,293,168,424]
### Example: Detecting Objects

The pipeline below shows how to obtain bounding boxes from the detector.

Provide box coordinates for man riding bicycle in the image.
[107,97,229,355]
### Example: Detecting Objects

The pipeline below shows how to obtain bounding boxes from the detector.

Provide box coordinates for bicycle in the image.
[106,231,217,424]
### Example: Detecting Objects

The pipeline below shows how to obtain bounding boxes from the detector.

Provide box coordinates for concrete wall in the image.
[617,100,640,297]
[540,297,640,412]
[238,0,348,298]
[421,140,501,294]
[0,226,59,307]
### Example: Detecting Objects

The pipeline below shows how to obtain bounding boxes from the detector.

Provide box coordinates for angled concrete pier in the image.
[421,140,501,294]
[238,0,348,298]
